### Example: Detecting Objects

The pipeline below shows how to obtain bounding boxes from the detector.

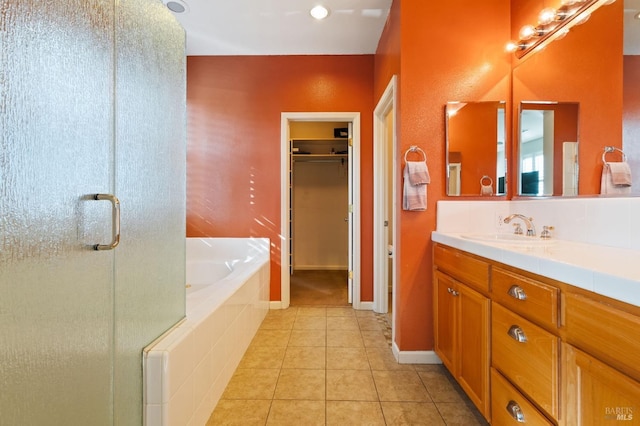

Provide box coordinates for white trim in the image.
[392,342,443,364]
[280,112,361,310]
[355,301,374,311]
[373,77,397,320]
[270,301,284,310]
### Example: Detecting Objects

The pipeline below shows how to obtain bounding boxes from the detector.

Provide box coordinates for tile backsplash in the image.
[436,197,640,251]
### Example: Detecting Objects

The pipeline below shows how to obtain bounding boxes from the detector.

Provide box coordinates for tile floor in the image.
[206,307,487,425]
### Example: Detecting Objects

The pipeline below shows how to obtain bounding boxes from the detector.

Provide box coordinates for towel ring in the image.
[480,175,493,186]
[404,145,426,162]
[602,146,627,164]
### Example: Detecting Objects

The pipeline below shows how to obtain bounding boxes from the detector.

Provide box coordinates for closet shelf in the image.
[293,154,348,162]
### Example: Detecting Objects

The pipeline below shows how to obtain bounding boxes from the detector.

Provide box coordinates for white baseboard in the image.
[269,301,284,310]
[392,342,443,364]
[356,301,374,310]
[293,266,348,271]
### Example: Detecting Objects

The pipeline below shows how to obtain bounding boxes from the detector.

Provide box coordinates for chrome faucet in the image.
[504,214,536,237]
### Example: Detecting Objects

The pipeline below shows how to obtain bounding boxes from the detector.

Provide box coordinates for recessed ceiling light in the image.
[310,5,330,20]
[166,0,189,14]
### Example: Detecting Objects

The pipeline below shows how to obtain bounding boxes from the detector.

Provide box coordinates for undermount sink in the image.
[461,233,555,246]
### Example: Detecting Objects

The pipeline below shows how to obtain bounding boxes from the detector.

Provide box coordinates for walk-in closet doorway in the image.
[280,112,362,310]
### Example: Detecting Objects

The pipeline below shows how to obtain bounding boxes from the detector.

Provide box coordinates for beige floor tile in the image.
[265,308,298,319]
[366,347,414,371]
[288,329,326,347]
[260,315,296,330]
[296,307,327,317]
[326,347,370,370]
[282,346,326,369]
[293,316,326,330]
[222,369,280,400]
[355,310,377,318]
[361,330,391,348]
[250,329,291,347]
[381,401,446,425]
[326,307,355,317]
[372,370,431,402]
[357,317,386,331]
[326,316,359,331]
[326,329,364,348]
[274,369,326,400]
[436,402,488,425]
[418,369,466,403]
[266,400,326,426]
[326,369,378,401]
[207,399,271,425]
[238,346,287,369]
[326,401,386,426]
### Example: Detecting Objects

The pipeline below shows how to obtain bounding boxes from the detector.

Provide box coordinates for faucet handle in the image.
[513,223,524,235]
[540,226,554,239]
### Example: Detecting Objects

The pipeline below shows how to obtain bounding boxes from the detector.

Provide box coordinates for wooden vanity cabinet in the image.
[433,243,640,426]
[433,246,490,419]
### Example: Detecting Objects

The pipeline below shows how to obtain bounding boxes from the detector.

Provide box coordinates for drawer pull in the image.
[507,325,528,343]
[507,285,527,301]
[447,287,460,297]
[506,400,526,423]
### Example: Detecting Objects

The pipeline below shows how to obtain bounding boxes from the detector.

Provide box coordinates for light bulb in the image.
[519,25,537,40]
[505,41,519,52]
[310,5,330,20]
[538,8,557,25]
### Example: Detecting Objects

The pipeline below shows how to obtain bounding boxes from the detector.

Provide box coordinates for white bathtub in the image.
[143,238,270,426]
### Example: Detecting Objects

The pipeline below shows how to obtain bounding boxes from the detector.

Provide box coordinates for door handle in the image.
[93,193,120,251]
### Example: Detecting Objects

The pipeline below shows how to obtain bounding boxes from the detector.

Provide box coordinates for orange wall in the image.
[512,1,623,195]
[186,55,374,301]
[374,0,511,351]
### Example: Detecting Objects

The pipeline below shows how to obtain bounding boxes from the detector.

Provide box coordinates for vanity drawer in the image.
[433,244,489,293]
[492,302,559,420]
[564,292,640,383]
[491,368,553,426]
[492,267,559,330]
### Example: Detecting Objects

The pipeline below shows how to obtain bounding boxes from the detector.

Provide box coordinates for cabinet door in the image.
[434,271,457,373]
[458,283,490,418]
[0,1,115,424]
[565,344,640,425]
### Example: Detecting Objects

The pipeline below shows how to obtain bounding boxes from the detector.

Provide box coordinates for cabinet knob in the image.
[507,285,527,301]
[507,325,528,343]
[506,400,526,423]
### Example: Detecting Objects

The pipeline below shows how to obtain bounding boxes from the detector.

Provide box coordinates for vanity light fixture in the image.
[507,0,617,58]
[635,11,640,19]
[310,5,330,20]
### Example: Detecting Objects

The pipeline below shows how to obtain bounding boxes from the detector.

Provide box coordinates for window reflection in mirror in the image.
[445,101,507,197]
[519,102,579,197]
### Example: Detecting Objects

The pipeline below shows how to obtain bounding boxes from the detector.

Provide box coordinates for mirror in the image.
[511,0,633,196]
[445,101,507,197]
[518,102,579,196]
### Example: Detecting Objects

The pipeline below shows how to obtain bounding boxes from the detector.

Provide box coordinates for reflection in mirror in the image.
[446,101,506,197]
[519,102,579,196]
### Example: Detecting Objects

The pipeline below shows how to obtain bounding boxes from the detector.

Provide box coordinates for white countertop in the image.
[432,231,640,307]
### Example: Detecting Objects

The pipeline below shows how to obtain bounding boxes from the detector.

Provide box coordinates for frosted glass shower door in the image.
[1,1,186,425]
[113,1,186,423]
[0,1,117,424]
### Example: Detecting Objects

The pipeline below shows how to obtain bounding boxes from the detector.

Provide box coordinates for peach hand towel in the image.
[403,161,430,211]
[601,162,632,195]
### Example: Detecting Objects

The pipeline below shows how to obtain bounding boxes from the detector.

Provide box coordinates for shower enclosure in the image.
[0,1,186,424]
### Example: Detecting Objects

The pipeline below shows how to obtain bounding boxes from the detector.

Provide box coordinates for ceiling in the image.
[625,0,640,54]
[163,0,393,56]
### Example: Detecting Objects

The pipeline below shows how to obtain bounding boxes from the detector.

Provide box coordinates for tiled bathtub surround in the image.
[144,238,271,426]
[435,198,640,306]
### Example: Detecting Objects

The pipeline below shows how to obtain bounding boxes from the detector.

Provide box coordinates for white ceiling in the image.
[164,0,393,56]
[625,0,640,54]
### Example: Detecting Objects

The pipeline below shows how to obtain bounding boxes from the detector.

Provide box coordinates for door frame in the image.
[373,76,397,317]
[280,112,362,309]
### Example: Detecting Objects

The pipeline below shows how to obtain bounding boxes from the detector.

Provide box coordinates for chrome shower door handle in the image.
[93,193,120,251]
